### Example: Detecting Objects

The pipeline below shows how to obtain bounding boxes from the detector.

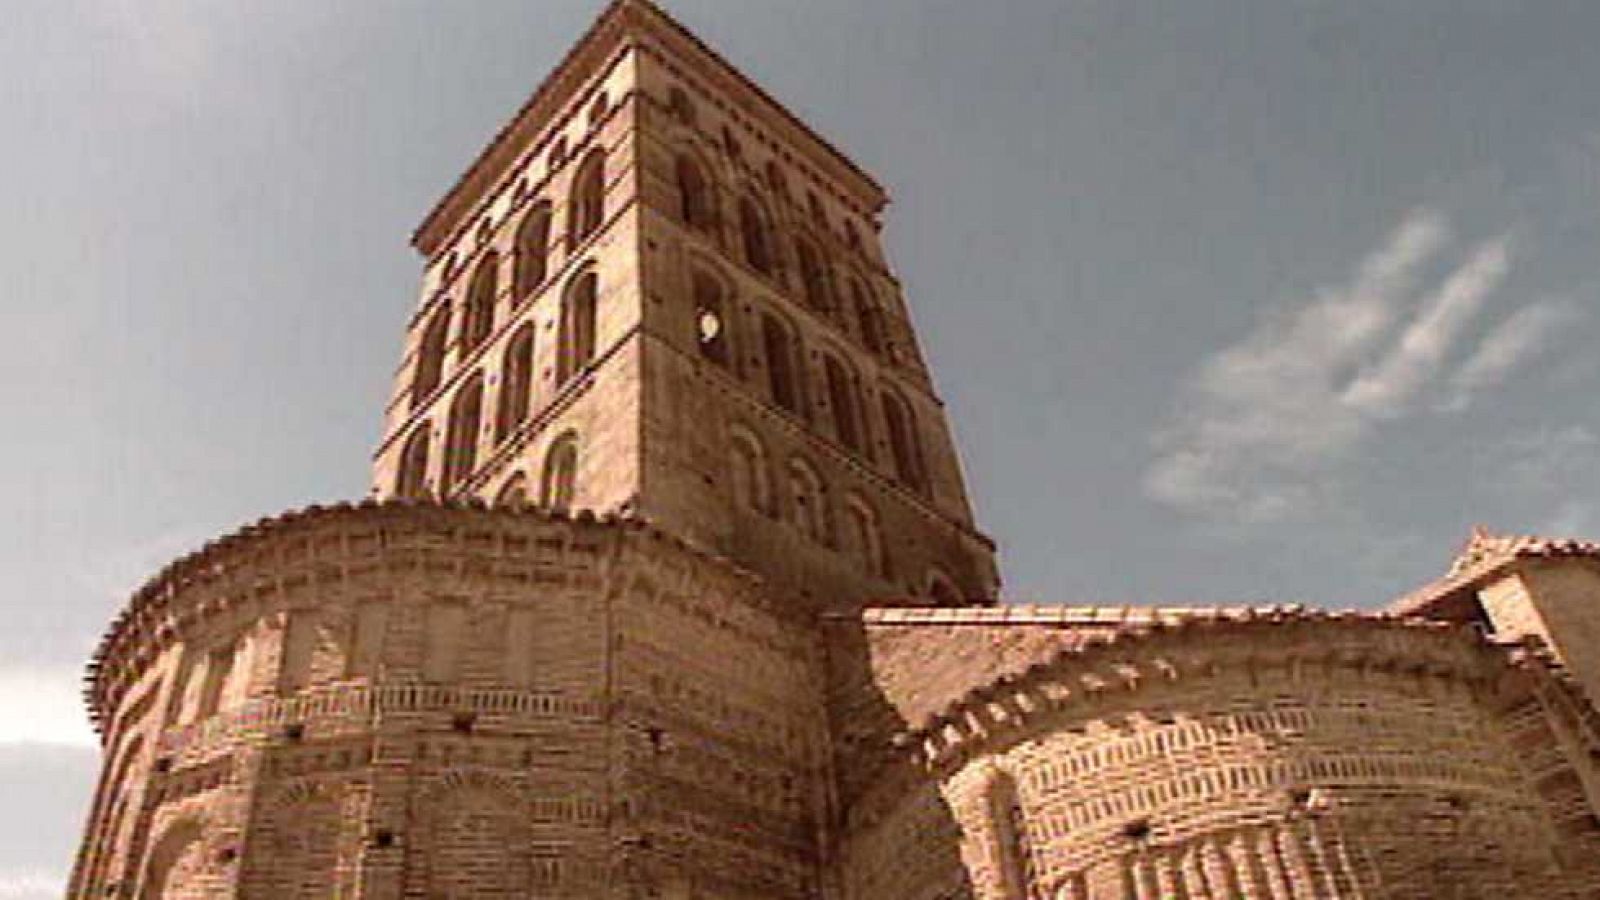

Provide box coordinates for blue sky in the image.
[5,0,1600,892]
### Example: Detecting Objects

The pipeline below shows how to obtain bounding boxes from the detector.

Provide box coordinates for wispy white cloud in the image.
[0,872,63,900]
[1440,301,1584,412]
[1144,209,1547,524]
[1343,237,1510,417]
[0,668,97,749]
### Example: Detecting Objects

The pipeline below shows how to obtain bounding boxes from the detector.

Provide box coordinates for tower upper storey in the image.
[371,0,998,605]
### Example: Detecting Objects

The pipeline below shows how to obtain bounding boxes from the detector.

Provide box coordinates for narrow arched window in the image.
[494,473,528,506]
[845,496,886,579]
[853,280,885,356]
[729,427,770,515]
[667,87,696,126]
[692,271,729,367]
[844,219,862,251]
[807,190,827,228]
[540,432,579,513]
[795,238,831,313]
[513,203,551,299]
[765,160,789,202]
[739,197,774,275]
[787,457,830,544]
[442,376,484,491]
[568,150,606,249]
[676,156,716,234]
[824,355,860,451]
[397,425,432,499]
[929,571,961,607]
[882,388,927,493]
[557,268,599,386]
[412,306,452,410]
[588,92,609,130]
[495,323,536,441]
[197,637,238,719]
[462,253,498,354]
[762,314,799,414]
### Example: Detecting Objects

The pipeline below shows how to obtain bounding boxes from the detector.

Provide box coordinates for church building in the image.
[70,2,1600,897]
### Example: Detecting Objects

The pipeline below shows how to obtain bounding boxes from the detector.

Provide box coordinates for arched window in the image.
[197,637,238,719]
[739,196,774,275]
[852,280,886,356]
[513,202,551,299]
[568,150,606,249]
[676,156,716,234]
[824,354,861,451]
[807,190,827,228]
[557,268,599,386]
[787,457,830,544]
[141,819,207,899]
[462,253,498,354]
[692,270,730,367]
[795,237,831,313]
[729,426,771,515]
[765,160,789,201]
[549,136,568,170]
[397,425,432,499]
[494,473,528,506]
[588,92,609,129]
[667,86,697,126]
[540,432,579,513]
[881,388,927,493]
[412,306,451,410]
[762,314,800,414]
[844,218,862,251]
[845,495,887,579]
[928,571,961,606]
[495,323,536,441]
[442,376,484,491]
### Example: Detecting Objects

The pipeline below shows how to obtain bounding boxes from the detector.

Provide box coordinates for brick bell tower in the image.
[371,0,998,607]
[70,5,1000,899]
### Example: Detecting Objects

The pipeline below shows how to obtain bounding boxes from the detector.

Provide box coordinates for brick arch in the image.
[423,768,528,803]
[242,779,350,898]
[820,346,864,452]
[735,188,780,277]
[785,455,831,545]
[727,422,773,516]
[138,817,207,900]
[842,492,887,580]
[685,256,736,369]
[411,770,533,898]
[671,140,724,236]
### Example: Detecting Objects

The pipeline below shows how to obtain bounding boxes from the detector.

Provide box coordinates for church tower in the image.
[370,0,998,607]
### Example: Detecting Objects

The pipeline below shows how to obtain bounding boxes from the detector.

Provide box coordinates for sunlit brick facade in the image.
[71,3,1600,897]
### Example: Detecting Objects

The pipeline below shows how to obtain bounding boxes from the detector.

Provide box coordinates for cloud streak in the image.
[0,668,96,749]
[1143,209,1555,524]
[1441,301,1583,412]
[0,872,63,900]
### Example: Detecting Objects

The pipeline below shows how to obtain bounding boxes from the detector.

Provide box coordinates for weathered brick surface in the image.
[837,613,1600,900]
